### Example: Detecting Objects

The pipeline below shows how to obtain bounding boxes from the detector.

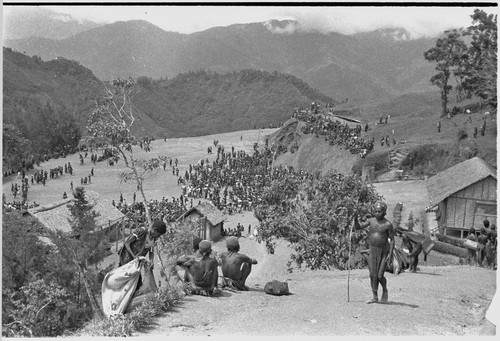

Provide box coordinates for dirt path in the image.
[136,236,497,336]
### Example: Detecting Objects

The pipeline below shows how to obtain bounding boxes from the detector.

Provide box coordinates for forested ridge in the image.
[3,48,333,171]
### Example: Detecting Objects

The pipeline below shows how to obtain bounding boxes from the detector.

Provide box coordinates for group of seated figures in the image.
[175,236,258,295]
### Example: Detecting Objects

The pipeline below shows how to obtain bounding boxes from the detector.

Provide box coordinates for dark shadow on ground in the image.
[249,287,266,293]
[410,271,442,276]
[380,301,419,308]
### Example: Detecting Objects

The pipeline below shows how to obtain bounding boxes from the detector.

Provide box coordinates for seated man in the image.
[176,240,219,295]
[176,237,202,282]
[220,236,257,291]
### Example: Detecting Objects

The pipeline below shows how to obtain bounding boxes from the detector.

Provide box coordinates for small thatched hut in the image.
[28,191,125,241]
[426,157,497,238]
[177,201,225,241]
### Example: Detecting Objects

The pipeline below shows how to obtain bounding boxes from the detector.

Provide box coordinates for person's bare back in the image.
[220,237,257,290]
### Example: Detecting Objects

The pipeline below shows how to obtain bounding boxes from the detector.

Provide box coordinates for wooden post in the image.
[120,219,125,241]
[205,216,208,240]
[115,220,118,252]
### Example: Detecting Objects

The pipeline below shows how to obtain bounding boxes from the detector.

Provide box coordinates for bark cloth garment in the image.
[102,257,145,317]
[220,277,249,291]
[368,242,390,291]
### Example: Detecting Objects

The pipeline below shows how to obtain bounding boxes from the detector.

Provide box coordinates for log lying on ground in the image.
[432,239,468,258]
[434,233,466,248]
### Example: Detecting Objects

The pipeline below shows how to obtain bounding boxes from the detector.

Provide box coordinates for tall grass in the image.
[74,285,184,337]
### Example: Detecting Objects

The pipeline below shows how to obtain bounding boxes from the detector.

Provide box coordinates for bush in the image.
[2,280,73,337]
[457,128,468,141]
[75,285,184,337]
[401,144,449,176]
[351,151,389,176]
[255,172,381,271]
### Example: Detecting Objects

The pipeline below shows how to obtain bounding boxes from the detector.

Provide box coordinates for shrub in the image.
[2,280,73,337]
[406,211,415,231]
[392,202,403,229]
[457,128,468,141]
[351,151,389,176]
[401,144,449,176]
[255,172,381,271]
[75,285,184,337]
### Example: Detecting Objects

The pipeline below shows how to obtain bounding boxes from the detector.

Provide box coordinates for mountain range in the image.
[3,46,333,159]
[4,8,440,102]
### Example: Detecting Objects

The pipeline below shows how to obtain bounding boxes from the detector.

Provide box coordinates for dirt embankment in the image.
[268,118,358,175]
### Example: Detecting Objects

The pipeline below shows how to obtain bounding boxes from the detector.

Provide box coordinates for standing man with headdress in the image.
[354,201,395,303]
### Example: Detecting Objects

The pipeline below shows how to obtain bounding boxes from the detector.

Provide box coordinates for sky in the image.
[3,3,497,38]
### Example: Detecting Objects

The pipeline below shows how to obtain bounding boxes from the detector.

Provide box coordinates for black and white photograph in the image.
[2,2,498,337]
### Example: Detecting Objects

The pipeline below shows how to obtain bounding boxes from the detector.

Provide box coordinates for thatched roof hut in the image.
[426,157,497,238]
[28,191,124,234]
[178,201,225,241]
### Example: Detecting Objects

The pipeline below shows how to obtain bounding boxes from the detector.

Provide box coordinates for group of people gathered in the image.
[180,144,313,214]
[466,219,498,269]
[119,220,258,296]
[294,107,374,156]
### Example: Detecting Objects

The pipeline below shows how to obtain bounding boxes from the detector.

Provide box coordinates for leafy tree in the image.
[157,220,200,282]
[2,124,33,172]
[83,78,167,228]
[463,9,497,108]
[254,172,381,271]
[82,78,169,285]
[47,187,108,318]
[2,211,48,290]
[424,29,468,117]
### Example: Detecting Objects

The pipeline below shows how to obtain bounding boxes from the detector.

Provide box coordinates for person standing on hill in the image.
[466,227,478,266]
[477,221,490,266]
[354,201,395,304]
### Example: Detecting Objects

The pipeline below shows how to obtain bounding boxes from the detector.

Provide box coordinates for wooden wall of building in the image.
[444,176,497,235]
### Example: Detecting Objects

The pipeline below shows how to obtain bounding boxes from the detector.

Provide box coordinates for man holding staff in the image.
[354,201,395,303]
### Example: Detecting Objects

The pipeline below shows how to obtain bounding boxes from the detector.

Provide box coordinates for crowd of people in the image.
[293,107,374,156]
[113,195,188,225]
[177,142,313,215]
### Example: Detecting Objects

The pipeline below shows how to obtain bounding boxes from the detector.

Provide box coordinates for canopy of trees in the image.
[424,9,497,114]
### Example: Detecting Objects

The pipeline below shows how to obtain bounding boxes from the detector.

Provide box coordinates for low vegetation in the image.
[75,286,184,337]
[255,172,381,271]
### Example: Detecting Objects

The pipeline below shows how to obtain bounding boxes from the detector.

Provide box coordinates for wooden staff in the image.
[347,218,354,302]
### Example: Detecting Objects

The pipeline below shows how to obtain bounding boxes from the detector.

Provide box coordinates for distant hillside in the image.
[4,19,438,102]
[266,93,496,177]
[3,48,333,158]
[134,70,334,137]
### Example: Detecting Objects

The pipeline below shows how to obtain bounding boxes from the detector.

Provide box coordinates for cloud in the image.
[263,20,299,34]
[268,7,479,38]
[52,14,74,23]
[36,5,493,39]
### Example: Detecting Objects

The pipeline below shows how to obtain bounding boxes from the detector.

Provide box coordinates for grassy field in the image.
[339,92,497,167]
[2,128,278,207]
[3,124,437,238]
